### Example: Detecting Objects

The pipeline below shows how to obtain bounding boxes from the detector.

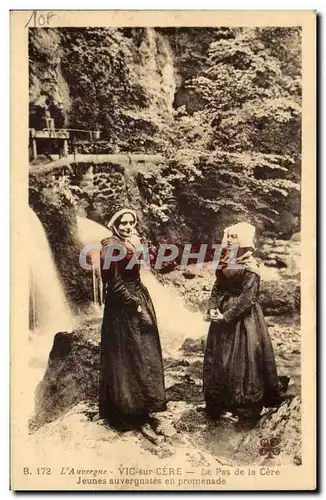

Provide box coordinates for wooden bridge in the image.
[29,127,102,161]
[29,126,164,175]
[29,152,164,176]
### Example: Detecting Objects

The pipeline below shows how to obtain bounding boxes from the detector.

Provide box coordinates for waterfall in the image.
[76,214,110,247]
[138,28,176,116]
[140,268,207,357]
[156,31,176,113]
[76,216,111,310]
[28,207,73,336]
[28,207,74,418]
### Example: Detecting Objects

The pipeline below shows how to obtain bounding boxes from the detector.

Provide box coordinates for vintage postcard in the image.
[10,10,316,491]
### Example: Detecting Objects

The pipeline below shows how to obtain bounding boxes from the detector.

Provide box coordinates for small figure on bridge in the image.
[44,108,55,136]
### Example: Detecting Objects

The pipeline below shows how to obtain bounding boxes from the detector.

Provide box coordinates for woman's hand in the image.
[208,308,218,320]
[209,308,223,321]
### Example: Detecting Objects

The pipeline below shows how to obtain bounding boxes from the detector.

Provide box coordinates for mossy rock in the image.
[259,280,300,316]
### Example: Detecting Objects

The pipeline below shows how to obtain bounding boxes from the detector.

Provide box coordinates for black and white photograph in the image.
[10,10,316,491]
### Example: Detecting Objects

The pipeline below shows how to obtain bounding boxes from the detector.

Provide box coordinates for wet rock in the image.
[32,320,101,430]
[164,355,204,393]
[270,246,288,255]
[259,280,300,316]
[180,337,205,355]
[164,358,190,369]
[183,270,197,279]
[185,359,204,380]
[291,232,301,242]
[264,259,278,267]
[166,381,203,404]
[258,238,301,277]
[172,279,184,287]
[235,397,301,465]
[266,255,287,268]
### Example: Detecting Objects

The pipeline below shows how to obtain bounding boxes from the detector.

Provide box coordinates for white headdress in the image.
[107,207,137,230]
[222,222,256,249]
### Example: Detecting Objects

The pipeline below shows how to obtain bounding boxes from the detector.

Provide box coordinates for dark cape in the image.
[203,264,281,419]
[99,236,166,427]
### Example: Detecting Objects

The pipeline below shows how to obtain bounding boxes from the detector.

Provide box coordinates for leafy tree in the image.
[168,27,301,236]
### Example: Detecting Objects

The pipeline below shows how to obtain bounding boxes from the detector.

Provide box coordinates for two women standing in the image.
[99,210,283,432]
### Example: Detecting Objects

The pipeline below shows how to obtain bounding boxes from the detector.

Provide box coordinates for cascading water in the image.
[156,30,176,112]
[137,28,176,115]
[76,215,111,310]
[140,268,207,357]
[28,207,74,416]
[28,207,73,336]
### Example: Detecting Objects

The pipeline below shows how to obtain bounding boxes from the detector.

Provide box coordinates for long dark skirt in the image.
[203,303,280,420]
[99,282,166,428]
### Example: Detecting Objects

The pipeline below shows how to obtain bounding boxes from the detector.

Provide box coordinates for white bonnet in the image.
[222,222,256,248]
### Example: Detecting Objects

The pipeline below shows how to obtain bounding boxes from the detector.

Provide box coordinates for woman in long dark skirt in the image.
[99,204,166,437]
[203,222,284,428]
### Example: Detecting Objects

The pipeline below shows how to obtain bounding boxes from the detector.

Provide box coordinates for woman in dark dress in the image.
[99,205,166,436]
[203,222,282,427]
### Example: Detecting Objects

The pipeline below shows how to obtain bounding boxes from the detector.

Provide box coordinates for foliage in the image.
[136,159,203,238]
[59,28,172,153]
[29,171,81,215]
[167,26,301,236]
[29,26,302,239]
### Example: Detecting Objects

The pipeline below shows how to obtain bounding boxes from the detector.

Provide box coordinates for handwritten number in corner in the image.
[25,11,55,28]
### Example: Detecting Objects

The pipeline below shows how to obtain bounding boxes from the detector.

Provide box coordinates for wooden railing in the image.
[29,127,102,160]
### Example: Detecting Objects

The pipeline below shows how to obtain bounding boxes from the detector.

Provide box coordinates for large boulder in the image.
[32,319,101,430]
[235,397,301,466]
[259,280,300,316]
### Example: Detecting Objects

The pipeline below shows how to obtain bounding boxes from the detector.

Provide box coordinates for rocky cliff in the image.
[29,29,71,130]
[29,28,175,153]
